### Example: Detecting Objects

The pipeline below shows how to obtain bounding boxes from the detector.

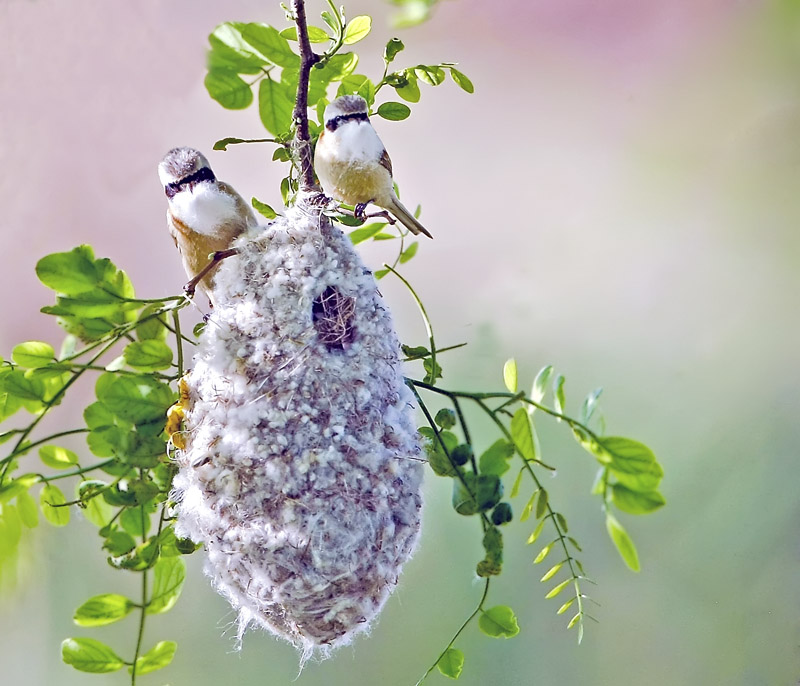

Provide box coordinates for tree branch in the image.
[292,0,321,191]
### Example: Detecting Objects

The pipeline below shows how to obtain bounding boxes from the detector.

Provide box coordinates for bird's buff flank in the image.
[315,95,433,238]
[170,199,424,663]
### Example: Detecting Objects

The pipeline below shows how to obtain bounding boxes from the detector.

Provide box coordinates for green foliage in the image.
[0,3,666,685]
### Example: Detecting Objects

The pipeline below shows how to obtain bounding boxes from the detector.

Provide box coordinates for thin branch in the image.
[292,0,321,191]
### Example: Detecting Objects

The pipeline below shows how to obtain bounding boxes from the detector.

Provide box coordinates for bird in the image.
[314,95,433,239]
[158,147,257,303]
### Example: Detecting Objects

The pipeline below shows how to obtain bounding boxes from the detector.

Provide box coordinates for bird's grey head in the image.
[324,95,369,131]
[158,147,216,198]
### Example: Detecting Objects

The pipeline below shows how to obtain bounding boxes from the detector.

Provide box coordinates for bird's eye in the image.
[165,183,178,198]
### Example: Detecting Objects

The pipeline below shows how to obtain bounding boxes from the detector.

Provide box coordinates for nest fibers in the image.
[171,200,423,660]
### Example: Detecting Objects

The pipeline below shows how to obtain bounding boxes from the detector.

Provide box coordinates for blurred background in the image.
[1,0,799,684]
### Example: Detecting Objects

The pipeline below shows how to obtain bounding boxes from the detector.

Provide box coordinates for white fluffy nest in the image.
[172,202,423,660]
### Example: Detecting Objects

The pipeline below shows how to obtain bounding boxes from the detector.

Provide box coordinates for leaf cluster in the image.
[0,246,193,679]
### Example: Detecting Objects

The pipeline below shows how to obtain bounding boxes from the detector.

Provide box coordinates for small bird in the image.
[158,147,257,303]
[314,95,433,239]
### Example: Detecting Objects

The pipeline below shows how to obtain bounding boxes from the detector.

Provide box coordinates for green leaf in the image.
[598,436,663,492]
[97,376,174,425]
[123,340,173,372]
[545,578,571,599]
[343,15,372,44]
[349,223,386,244]
[40,484,70,526]
[399,240,419,264]
[120,506,151,538]
[103,531,137,557]
[540,562,563,583]
[478,605,520,638]
[384,37,404,63]
[279,25,330,43]
[135,305,168,342]
[503,358,518,392]
[510,469,524,498]
[148,557,186,614]
[520,492,536,523]
[377,101,411,121]
[395,74,421,103]
[611,484,666,514]
[252,197,278,219]
[557,598,575,615]
[2,369,45,402]
[580,387,603,425]
[535,488,549,519]
[526,517,546,545]
[73,594,134,627]
[259,77,295,136]
[452,473,502,515]
[12,341,55,368]
[533,542,554,564]
[120,433,166,468]
[17,489,39,528]
[204,69,253,110]
[241,23,299,68]
[434,408,456,429]
[131,641,177,676]
[36,246,98,295]
[436,647,464,679]
[61,637,124,673]
[374,268,389,279]
[414,65,443,86]
[553,374,566,415]
[479,439,515,476]
[531,364,554,405]
[207,22,269,74]
[84,401,115,430]
[39,445,79,469]
[606,512,640,571]
[77,481,113,527]
[449,67,474,93]
[510,408,536,462]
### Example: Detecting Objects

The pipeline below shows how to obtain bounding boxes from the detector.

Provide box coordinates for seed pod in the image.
[171,205,423,660]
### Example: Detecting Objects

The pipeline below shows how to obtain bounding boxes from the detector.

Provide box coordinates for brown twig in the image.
[292,0,321,191]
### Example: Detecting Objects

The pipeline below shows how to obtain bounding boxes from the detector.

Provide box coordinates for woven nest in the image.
[171,201,423,660]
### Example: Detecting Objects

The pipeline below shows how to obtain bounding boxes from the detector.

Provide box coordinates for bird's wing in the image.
[379,148,393,177]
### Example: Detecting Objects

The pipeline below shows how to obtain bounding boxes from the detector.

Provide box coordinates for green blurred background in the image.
[1,0,798,684]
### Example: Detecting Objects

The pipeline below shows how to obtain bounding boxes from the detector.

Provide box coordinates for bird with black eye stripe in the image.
[315,95,433,239]
[158,147,257,305]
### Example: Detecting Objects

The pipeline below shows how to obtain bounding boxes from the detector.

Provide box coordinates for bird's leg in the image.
[184,248,240,298]
[354,202,369,219]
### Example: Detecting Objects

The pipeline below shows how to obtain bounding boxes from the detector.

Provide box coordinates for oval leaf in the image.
[36,247,98,295]
[503,358,518,392]
[606,512,641,572]
[510,408,536,462]
[259,77,295,136]
[12,341,55,369]
[39,445,79,470]
[376,101,411,121]
[123,340,173,372]
[40,484,70,526]
[61,637,124,673]
[611,484,666,514]
[478,605,520,638]
[132,640,177,676]
[204,69,253,110]
[148,556,186,614]
[343,15,372,44]
[449,67,475,93]
[74,594,133,627]
[437,647,464,679]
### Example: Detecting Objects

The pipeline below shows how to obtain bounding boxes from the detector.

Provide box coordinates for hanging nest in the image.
[171,199,423,660]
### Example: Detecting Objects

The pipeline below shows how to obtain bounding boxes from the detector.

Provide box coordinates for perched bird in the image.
[158,147,257,303]
[314,95,433,239]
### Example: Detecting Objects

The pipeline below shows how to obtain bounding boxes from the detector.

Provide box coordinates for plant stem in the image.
[416,579,490,685]
[291,0,320,191]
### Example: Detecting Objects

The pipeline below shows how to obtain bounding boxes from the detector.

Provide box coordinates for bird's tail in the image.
[387,197,433,239]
